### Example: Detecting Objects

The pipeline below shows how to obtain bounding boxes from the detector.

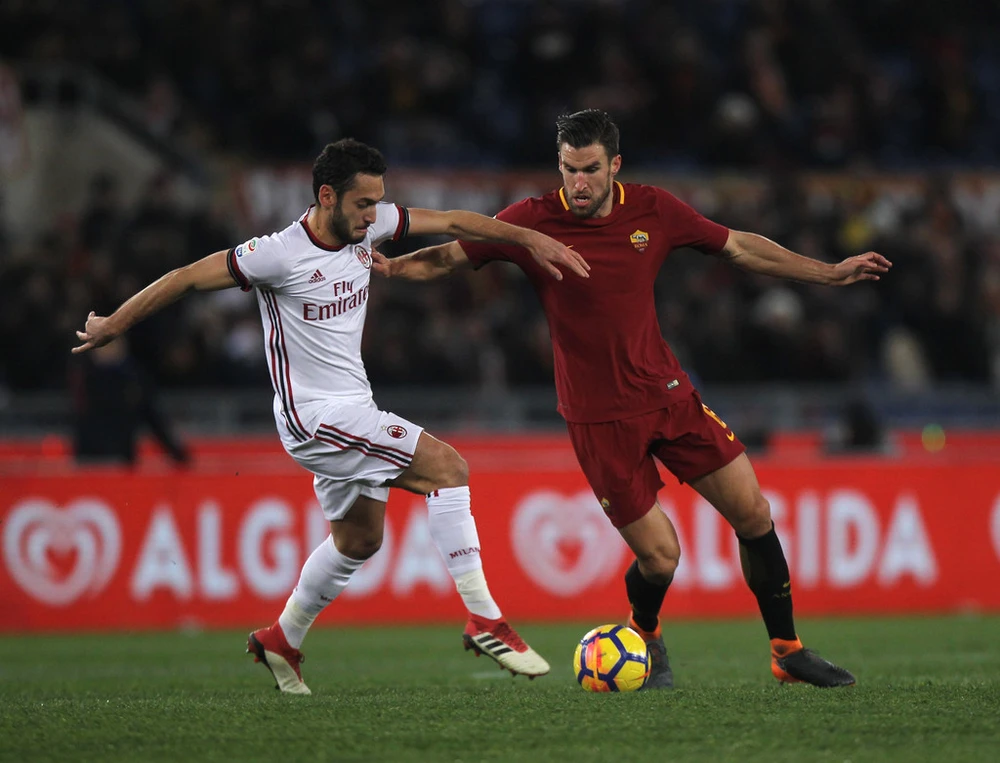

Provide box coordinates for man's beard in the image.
[568,183,612,219]
[330,206,366,244]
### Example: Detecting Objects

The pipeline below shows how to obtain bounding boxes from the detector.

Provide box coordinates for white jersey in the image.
[227,202,409,442]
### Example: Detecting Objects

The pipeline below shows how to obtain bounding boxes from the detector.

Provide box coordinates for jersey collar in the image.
[300,206,348,252]
[558,181,625,212]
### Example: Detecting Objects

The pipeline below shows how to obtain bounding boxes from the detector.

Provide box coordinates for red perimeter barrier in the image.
[2,437,999,631]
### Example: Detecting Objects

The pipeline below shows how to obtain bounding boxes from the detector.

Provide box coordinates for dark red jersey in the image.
[459,182,729,423]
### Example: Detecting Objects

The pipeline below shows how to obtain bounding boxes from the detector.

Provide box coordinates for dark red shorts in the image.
[566,391,746,529]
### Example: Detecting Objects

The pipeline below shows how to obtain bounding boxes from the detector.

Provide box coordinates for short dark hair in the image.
[555,109,620,159]
[312,138,388,200]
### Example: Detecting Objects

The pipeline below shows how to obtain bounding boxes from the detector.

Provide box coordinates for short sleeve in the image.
[226,234,289,291]
[458,200,535,268]
[656,188,729,253]
[369,202,409,245]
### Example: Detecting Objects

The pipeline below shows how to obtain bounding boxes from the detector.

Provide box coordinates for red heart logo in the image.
[511,490,628,596]
[3,499,121,606]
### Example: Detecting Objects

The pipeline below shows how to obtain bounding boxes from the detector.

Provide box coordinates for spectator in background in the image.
[4,1,1000,169]
[0,187,8,262]
[3,2,1000,401]
[79,173,125,255]
[69,336,189,466]
[825,397,886,454]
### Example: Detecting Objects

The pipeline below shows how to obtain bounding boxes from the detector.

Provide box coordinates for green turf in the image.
[1,616,999,762]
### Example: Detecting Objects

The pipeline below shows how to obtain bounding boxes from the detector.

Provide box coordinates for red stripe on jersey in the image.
[228,248,252,291]
[262,292,307,441]
[262,292,305,440]
[263,293,282,413]
[392,205,410,240]
[267,292,310,439]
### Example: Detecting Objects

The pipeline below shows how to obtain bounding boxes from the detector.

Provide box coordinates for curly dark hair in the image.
[312,139,388,201]
[555,109,620,160]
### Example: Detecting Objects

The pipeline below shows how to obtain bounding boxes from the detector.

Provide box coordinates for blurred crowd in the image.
[2,0,1000,400]
[2,169,999,397]
[3,0,1000,169]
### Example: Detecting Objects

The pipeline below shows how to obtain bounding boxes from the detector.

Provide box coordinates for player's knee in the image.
[449,449,470,486]
[731,493,772,539]
[431,446,469,489]
[639,547,680,586]
[332,529,383,560]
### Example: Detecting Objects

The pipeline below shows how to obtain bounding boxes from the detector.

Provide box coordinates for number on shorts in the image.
[702,403,729,431]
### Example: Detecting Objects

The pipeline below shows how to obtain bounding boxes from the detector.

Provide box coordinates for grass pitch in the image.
[1,616,998,762]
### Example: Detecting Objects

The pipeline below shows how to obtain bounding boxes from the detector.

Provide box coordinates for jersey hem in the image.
[557,382,697,424]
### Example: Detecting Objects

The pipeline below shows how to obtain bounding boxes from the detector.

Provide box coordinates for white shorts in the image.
[284,400,423,521]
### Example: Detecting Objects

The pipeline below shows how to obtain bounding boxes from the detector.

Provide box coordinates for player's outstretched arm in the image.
[372,241,469,281]
[72,250,237,354]
[407,208,589,280]
[719,230,892,286]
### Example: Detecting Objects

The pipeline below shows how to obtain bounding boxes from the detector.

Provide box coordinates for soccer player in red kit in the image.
[372,110,892,688]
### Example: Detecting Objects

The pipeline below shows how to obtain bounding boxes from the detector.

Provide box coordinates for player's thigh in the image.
[617,501,681,571]
[386,431,468,495]
[565,416,663,529]
[650,393,746,487]
[688,452,771,537]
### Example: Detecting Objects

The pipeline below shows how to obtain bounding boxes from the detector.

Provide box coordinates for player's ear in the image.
[317,184,338,210]
[610,154,622,176]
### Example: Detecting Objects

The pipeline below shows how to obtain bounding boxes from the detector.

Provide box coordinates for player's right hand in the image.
[72,311,115,353]
[370,249,392,278]
[527,233,590,281]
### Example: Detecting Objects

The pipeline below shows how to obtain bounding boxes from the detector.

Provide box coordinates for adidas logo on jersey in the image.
[308,269,326,283]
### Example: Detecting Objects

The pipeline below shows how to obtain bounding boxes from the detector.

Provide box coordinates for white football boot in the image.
[462,615,550,678]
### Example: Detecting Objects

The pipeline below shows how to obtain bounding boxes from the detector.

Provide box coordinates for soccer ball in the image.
[573,624,650,692]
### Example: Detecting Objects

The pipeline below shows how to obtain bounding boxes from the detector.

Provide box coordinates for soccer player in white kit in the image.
[72,139,591,694]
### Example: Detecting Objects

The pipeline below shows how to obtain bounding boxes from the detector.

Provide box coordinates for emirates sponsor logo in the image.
[511,490,628,596]
[3,499,122,606]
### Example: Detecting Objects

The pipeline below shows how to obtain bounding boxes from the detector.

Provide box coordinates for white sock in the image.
[278,534,366,648]
[426,486,503,620]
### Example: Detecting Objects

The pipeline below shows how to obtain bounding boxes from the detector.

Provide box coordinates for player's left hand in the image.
[526,232,590,281]
[829,251,892,286]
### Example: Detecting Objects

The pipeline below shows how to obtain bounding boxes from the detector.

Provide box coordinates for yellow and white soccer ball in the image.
[573,624,650,692]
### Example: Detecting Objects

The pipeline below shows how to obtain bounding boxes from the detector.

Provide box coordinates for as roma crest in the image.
[629,229,649,252]
[355,246,372,269]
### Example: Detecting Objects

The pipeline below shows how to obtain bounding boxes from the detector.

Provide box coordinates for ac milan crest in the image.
[355,246,372,269]
[386,424,407,439]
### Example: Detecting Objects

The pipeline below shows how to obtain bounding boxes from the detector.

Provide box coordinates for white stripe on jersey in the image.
[230,203,406,438]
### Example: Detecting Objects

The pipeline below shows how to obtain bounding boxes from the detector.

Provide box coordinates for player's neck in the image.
[592,196,615,218]
[306,206,346,249]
